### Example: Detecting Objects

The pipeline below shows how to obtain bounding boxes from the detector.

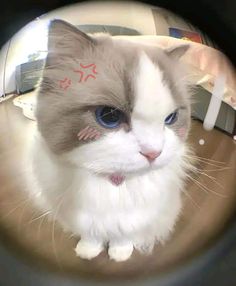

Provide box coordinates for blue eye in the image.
[95,106,124,128]
[165,111,178,125]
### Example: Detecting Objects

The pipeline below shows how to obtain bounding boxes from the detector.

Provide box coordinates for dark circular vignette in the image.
[0,0,236,286]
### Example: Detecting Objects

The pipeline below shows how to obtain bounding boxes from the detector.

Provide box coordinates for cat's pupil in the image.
[164,111,178,125]
[102,107,119,123]
[95,106,123,128]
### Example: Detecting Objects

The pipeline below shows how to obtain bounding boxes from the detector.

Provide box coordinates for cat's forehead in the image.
[42,37,186,114]
[93,39,187,111]
[133,51,176,122]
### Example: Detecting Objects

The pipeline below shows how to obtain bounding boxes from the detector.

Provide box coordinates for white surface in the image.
[203,74,226,131]
[13,92,36,120]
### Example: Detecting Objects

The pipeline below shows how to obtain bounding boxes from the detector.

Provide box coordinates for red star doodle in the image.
[59,77,71,90]
[73,63,98,83]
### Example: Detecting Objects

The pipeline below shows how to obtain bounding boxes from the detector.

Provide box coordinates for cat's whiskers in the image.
[182,190,201,210]
[28,210,52,224]
[183,154,233,172]
[188,154,226,165]
[186,174,227,198]
[0,194,50,236]
[1,196,33,221]
[100,107,120,119]
[23,209,52,242]
[182,152,229,198]
[37,212,49,242]
[50,187,74,269]
[17,196,39,233]
[184,155,226,167]
[201,166,232,172]
[193,169,224,189]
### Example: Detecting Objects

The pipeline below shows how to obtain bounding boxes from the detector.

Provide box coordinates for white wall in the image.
[0,20,48,96]
[40,1,157,35]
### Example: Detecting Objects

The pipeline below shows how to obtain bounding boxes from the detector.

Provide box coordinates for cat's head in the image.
[36,20,191,178]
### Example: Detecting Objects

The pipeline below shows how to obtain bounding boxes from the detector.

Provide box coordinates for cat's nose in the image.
[139,150,162,162]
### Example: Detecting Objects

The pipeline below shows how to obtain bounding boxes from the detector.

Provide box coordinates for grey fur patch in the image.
[36,20,191,153]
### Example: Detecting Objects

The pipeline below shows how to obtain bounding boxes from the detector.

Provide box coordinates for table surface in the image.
[0,97,235,281]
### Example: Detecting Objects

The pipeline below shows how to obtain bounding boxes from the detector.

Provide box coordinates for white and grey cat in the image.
[31,19,193,262]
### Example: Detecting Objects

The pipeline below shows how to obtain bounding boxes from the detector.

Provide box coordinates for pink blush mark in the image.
[178,127,186,138]
[77,126,101,141]
[109,174,125,186]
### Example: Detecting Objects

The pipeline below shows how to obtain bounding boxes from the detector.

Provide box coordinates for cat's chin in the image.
[91,159,172,177]
[95,165,164,186]
[94,164,161,183]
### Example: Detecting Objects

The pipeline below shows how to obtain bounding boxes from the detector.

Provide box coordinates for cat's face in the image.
[37,20,191,178]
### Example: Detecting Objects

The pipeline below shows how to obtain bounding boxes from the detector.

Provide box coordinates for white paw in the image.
[75,239,104,260]
[108,243,134,262]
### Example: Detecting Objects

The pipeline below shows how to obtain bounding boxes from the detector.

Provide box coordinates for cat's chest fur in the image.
[32,137,183,245]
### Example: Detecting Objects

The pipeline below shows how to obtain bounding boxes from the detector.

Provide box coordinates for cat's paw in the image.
[108,243,134,262]
[75,239,104,260]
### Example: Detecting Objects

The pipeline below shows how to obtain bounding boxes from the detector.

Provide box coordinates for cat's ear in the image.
[165,44,190,59]
[47,19,95,55]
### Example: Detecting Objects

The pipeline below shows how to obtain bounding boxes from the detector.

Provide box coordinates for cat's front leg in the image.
[108,239,134,262]
[75,237,104,260]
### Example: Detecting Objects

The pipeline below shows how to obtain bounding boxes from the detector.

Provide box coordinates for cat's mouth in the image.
[108,173,125,186]
[103,166,152,186]
[97,164,157,186]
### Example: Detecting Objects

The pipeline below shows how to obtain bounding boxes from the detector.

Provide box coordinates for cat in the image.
[31,19,193,262]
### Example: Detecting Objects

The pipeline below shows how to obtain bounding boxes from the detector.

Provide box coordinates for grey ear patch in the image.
[47,19,96,54]
[48,19,94,44]
[165,44,190,59]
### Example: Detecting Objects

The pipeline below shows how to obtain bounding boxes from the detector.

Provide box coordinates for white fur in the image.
[132,52,175,154]
[75,239,104,260]
[31,52,191,261]
[108,242,134,262]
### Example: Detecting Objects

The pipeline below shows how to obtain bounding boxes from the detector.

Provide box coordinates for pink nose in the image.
[140,150,162,162]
